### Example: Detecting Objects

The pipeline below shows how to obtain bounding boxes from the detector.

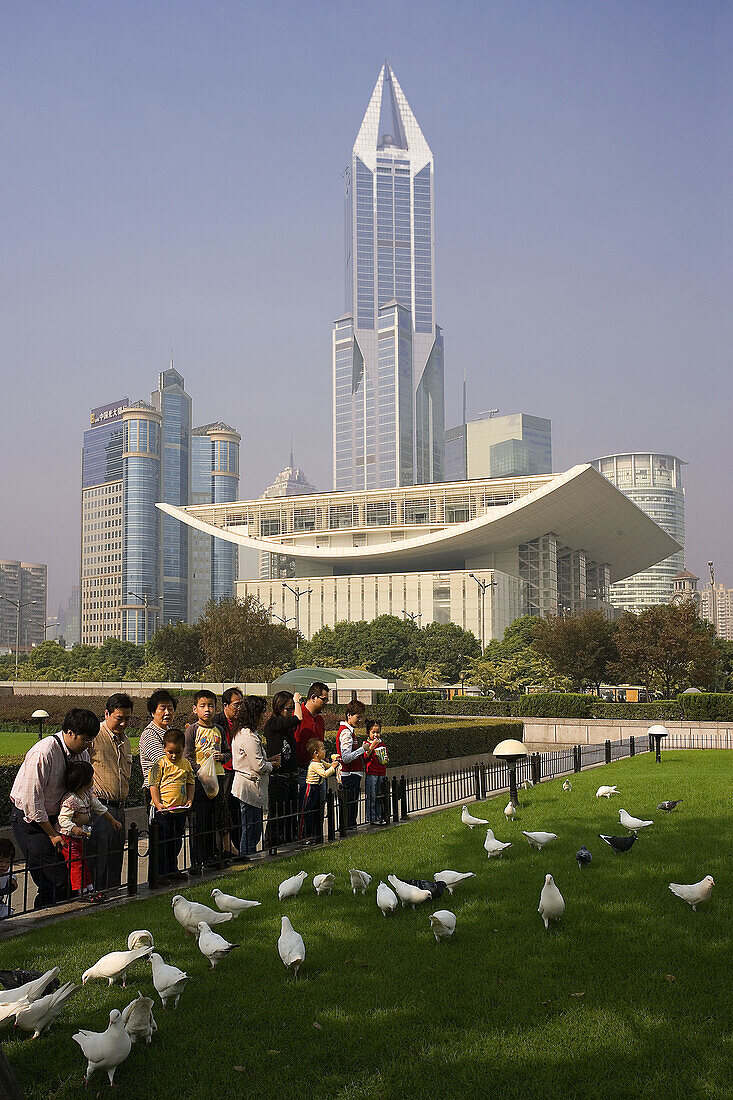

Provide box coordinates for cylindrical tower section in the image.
[208,425,241,602]
[121,402,162,643]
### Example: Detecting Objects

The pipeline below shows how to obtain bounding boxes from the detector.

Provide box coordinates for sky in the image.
[1,0,730,613]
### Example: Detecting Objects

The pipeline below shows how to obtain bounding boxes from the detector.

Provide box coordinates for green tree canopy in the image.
[148,622,204,681]
[612,602,718,697]
[414,621,481,681]
[198,596,297,682]
[532,610,618,692]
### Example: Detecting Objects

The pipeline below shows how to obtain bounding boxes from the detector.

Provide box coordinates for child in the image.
[184,690,230,872]
[58,760,123,898]
[337,700,366,830]
[299,739,338,841]
[0,838,18,919]
[148,728,195,884]
[363,719,389,825]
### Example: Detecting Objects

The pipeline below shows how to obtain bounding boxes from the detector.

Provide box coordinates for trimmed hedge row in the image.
[679,693,733,721]
[379,692,733,721]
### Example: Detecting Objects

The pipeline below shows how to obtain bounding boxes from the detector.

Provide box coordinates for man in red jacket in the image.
[294,682,330,810]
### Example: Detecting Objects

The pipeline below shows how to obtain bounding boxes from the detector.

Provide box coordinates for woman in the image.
[231,696,280,858]
[139,690,178,798]
[264,691,302,847]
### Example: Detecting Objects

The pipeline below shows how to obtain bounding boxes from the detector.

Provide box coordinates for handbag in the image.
[198,753,219,799]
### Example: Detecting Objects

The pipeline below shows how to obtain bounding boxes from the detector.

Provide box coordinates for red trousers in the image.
[62,836,92,892]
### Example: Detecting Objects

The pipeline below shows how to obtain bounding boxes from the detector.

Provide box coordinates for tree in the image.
[532,610,618,693]
[612,602,718,697]
[297,621,376,671]
[414,622,480,681]
[198,596,297,681]
[396,662,443,688]
[298,615,420,678]
[149,623,204,681]
[467,651,570,698]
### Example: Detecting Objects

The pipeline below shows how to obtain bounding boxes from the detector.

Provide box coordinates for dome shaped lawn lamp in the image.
[493,738,528,807]
[648,724,668,763]
[31,709,50,742]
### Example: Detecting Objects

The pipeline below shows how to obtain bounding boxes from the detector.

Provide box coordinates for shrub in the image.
[517,693,595,718]
[376,691,442,712]
[324,720,522,768]
[438,697,518,717]
[325,703,412,727]
[590,701,683,720]
[678,692,733,721]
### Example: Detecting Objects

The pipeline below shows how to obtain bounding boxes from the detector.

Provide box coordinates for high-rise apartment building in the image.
[700,582,733,641]
[190,423,241,621]
[333,63,444,493]
[0,560,47,653]
[445,412,552,482]
[592,453,685,612]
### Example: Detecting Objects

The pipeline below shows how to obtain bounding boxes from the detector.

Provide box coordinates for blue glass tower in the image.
[121,401,162,644]
[333,64,444,491]
[151,367,192,626]
[190,423,240,620]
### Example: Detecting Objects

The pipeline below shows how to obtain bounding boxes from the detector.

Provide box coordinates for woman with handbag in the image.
[264,691,302,847]
[231,696,280,858]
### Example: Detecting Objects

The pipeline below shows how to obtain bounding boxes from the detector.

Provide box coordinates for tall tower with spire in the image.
[333,64,444,492]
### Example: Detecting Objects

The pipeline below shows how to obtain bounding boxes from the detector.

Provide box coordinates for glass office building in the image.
[333,63,444,492]
[444,413,552,481]
[152,368,192,626]
[190,423,241,619]
[121,403,162,643]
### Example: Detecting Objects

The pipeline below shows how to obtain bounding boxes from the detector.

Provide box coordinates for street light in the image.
[648,724,669,763]
[127,590,163,643]
[401,610,422,624]
[31,709,49,741]
[493,738,529,807]
[468,573,497,652]
[0,596,38,678]
[272,612,296,627]
[283,584,312,651]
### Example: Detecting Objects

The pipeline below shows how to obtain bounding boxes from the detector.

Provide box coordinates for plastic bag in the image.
[198,753,219,799]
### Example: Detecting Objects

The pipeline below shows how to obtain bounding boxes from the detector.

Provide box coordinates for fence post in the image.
[605,740,612,765]
[473,764,481,801]
[147,820,159,891]
[338,786,348,838]
[326,789,336,842]
[391,778,400,823]
[480,763,488,800]
[573,745,582,773]
[630,735,635,757]
[399,776,409,819]
[381,776,391,826]
[531,752,541,787]
[126,822,139,896]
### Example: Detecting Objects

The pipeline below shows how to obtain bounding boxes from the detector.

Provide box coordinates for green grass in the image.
[0,730,140,759]
[2,751,731,1099]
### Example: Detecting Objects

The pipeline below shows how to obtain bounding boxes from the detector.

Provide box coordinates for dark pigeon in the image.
[657,800,683,812]
[599,834,637,854]
[576,845,592,869]
[0,969,61,993]
[404,878,446,900]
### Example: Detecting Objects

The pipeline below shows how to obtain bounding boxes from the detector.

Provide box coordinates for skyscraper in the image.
[333,64,444,493]
[0,560,47,653]
[445,412,553,482]
[190,423,241,620]
[151,367,192,626]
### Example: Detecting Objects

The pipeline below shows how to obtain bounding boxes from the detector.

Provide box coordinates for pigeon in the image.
[376,881,398,916]
[521,779,535,790]
[618,809,653,835]
[522,830,558,852]
[563,780,572,792]
[0,970,60,995]
[82,946,152,987]
[429,910,456,942]
[599,833,637,854]
[668,876,715,912]
[433,870,475,895]
[658,800,683,812]
[210,888,261,914]
[404,878,446,900]
[278,916,305,977]
[484,828,512,859]
[279,871,308,900]
[149,953,189,1009]
[349,869,372,895]
[596,785,619,799]
[127,929,154,951]
[576,846,593,870]
[0,968,60,1006]
[461,805,489,828]
[172,894,235,934]
[0,1000,27,1030]
[387,875,432,909]
[538,874,565,929]
[504,800,517,821]
[120,993,157,1044]
[313,873,335,896]
[196,922,240,969]
[73,1009,132,1086]
[13,981,78,1039]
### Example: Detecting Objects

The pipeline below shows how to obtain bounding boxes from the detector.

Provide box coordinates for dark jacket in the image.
[264,715,300,777]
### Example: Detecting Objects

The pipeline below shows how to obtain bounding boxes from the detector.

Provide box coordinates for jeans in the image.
[365,774,384,823]
[239,801,263,855]
[154,810,186,877]
[341,774,362,829]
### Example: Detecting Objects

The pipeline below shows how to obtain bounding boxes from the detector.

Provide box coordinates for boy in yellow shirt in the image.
[148,729,194,884]
[184,689,230,874]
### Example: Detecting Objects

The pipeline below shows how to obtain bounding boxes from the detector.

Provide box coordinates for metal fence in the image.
[2,729,724,922]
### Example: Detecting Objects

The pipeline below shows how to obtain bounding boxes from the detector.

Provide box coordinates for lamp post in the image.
[0,596,38,678]
[272,612,296,627]
[283,584,312,652]
[493,738,529,807]
[648,724,669,763]
[708,561,716,634]
[401,610,421,624]
[127,590,162,644]
[31,709,49,741]
[468,573,496,652]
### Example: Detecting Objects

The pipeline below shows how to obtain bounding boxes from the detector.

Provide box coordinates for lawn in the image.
[2,751,731,1100]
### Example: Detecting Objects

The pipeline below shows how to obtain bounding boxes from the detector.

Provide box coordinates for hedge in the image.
[678,692,733,721]
[375,691,443,711]
[517,693,595,718]
[592,701,683,720]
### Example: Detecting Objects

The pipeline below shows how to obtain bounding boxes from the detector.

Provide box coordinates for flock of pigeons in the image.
[0,775,716,1087]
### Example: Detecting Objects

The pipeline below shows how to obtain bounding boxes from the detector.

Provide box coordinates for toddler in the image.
[58,760,122,897]
[299,739,338,840]
[148,728,195,883]
[0,838,18,919]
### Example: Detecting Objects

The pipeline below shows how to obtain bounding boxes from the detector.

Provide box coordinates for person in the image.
[139,690,178,800]
[0,839,18,919]
[294,682,330,809]
[363,719,389,825]
[184,689,231,873]
[231,696,278,858]
[264,691,302,846]
[147,728,194,884]
[213,687,244,851]
[337,700,366,830]
[58,760,122,900]
[87,692,133,891]
[10,708,100,908]
[299,739,338,841]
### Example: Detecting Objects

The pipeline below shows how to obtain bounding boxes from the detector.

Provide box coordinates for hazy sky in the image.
[2,1,730,613]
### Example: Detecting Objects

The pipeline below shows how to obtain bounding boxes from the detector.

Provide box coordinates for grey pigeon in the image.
[657,800,683,812]
[576,846,592,869]
[404,878,446,900]
[599,833,637,854]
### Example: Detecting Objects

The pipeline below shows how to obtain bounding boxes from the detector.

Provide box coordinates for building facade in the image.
[258,455,317,582]
[190,423,241,621]
[700,582,733,641]
[151,368,192,627]
[592,453,685,612]
[445,412,552,482]
[333,64,444,493]
[0,560,47,653]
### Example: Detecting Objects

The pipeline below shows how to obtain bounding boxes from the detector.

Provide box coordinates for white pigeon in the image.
[433,870,475,895]
[669,875,715,912]
[210,888,262,914]
[82,946,152,987]
[172,894,234,935]
[522,779,535,790]
[120,993,157,1044]
[461,805,490,828]
[387,875,432,909]
[149,952,189,1009]
[522,830,558,852]
[429,910,456,942]
[13,981,78,1039]
[562,780,572,792]
[596,785,619,799]
[538,873,565,929]
[313,873,335,895]
[278,916,305,977]
[127,929,154,951]
[73,1009,132,1086]
[0,968,60,1008]
[0,1000,28,1029]
[196,922,239,969]
[278,871,308,900]
[504,800,517,821]
[619,809,653,835]
[484,828,512,858]
[376,881,398,916]
[349,869,372,895]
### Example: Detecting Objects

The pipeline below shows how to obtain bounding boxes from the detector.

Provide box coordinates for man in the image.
[294,682,330,810]
[213,687,244,852]
[10,708,100,908]
[87,693,134,891]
